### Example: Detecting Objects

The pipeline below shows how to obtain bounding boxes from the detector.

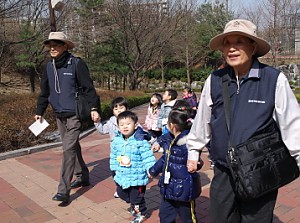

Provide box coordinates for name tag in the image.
[164,171,170,184]
[63,72,73,76]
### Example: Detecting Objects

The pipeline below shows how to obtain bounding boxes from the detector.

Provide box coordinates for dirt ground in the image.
[0,73,33,95]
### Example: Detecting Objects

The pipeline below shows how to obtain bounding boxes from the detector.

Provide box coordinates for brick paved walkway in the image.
[0,104,299,222]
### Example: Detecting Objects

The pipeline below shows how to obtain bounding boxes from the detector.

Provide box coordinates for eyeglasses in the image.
[49,43,64,48]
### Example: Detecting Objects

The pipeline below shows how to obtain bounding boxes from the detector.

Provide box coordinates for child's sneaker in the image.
[127,206,136,216]
[130,213,146,223]
[210,161,215,169]
[113,191,119,198]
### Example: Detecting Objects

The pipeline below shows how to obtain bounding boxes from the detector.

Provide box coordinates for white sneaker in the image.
[114,191,119,198]
[130,213,146,223]
[127,206,136,216]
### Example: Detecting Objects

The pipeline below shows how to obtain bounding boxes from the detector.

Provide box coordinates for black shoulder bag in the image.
[222,74,299,200]
[73,57,92,121]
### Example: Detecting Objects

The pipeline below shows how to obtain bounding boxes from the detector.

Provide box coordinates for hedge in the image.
[0,92,150,153]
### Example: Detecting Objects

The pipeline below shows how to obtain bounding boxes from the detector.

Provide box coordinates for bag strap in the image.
[72,57,80,89]
[222,73,238,165]
[222,74,231,134]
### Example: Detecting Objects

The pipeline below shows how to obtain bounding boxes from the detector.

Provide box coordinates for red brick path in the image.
[0,104,299,222]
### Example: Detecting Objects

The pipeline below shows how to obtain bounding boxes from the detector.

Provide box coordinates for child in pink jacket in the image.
[144,93,163,138]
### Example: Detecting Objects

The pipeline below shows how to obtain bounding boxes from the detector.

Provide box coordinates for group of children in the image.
[94,88,201,223]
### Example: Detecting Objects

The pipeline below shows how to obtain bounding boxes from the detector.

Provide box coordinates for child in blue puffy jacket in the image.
[95,97,156,199]
[110,111,156,223]
[149,106,202,223]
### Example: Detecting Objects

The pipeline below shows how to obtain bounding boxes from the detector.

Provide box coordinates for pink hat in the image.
[209,19,270,57]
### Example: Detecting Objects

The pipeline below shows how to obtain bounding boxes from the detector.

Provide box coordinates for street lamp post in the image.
[49,0,65,31]
[49,0,56,31]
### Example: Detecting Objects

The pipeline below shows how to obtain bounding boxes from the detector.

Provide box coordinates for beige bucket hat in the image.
[209,19,270,57]
[44,32,75,49]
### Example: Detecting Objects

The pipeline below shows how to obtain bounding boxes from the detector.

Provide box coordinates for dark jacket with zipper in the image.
[149,130,201,202]
[36,53,100,118]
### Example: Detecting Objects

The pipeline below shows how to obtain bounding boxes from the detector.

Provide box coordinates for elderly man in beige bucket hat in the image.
[186,19,300,223]
[35,32,101,204]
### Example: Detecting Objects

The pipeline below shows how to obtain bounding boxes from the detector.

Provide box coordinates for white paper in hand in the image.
[29,119,49,136]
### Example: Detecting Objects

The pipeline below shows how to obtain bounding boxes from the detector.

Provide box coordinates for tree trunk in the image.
[29,67,35,93]
[160,56,165,89]
[0,67,2,84]
[122,74,126,91]
[186,44,191,86]
[128,71,138,90]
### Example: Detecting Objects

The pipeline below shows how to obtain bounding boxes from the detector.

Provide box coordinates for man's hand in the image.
[187,160,198,173]
[34,115,43,123]
[91,111,100,122]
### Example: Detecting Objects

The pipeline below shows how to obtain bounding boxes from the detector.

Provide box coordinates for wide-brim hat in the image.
[209,19,270,57]
[43,32,75,49]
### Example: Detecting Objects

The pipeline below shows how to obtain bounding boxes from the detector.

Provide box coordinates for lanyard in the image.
[165,139,175,172]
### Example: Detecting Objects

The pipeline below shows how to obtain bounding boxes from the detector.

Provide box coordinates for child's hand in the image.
[152,144,160,152]
[147,170,153,178]
[142,123,148,130]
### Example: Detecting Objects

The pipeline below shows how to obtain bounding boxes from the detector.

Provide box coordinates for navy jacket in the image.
[149,130,201,202]
[36,54,100,117]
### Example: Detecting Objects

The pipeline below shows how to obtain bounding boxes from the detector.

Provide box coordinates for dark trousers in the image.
[210,164,278,223]
[159,198,197,223]
[56,116,89,194]
[117,185,147,215]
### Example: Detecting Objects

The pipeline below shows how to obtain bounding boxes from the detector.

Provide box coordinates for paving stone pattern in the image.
[0,104,299,222]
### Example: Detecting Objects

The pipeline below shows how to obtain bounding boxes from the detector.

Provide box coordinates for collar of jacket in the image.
[115,126,149,141]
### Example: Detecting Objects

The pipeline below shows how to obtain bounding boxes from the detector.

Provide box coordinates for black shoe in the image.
[52,193,69,203]
[70,180,90,189]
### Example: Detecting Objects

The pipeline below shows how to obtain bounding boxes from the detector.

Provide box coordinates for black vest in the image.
[46,56,76,114]
[210,61,280,165]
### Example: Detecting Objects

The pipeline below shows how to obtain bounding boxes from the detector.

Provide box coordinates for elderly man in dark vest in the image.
[186,19,300,223]
[35,32,100,204]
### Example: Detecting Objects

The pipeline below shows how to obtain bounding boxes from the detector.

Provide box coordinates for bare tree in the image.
[104,0,187,90]
[244,0,300,66]
[169,0,205,86]
[0,0,71,91]
[0,0,24,83]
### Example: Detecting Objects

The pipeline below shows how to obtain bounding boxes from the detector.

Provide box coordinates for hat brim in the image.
[209,31,270,57]
[43,39,75,50]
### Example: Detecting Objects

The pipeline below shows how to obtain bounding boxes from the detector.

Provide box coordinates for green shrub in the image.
[0,93,57,153]
[295,94,300,103]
